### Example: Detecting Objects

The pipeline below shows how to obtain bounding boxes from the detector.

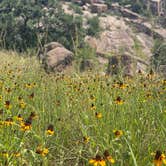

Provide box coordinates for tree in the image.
[0,0,85,52]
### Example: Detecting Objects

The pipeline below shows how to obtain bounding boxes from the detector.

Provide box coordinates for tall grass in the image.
[0,51,165,166]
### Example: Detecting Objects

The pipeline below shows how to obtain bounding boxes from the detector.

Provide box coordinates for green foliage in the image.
[151,40,166,68]
[87,16,101,37]
[106,0,149,16]
[69,3,83,14]
[77,45,96,60]
[0,0,85,52]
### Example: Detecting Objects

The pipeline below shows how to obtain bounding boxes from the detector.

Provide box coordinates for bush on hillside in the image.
[87,16,101,37]
[0,0,85,52]
[151,39,166,69]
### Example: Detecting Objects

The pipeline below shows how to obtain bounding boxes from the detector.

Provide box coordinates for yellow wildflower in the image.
[46,124,54,136]
[113,130,123,138]
[19,101,26,109]
[89,155,106,166]
[91,103,96,111]
[4,117,14,126]
[83,136,90,144]
[115,96,124,105]
[103,150,115,164]
[4,100,12,110]
[1,151,9,158]
[36,146,49,156]
[153,151,166,166]
[95,112,102,119]
[20,120,32,131]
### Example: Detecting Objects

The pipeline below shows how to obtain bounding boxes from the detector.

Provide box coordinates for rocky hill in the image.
[61,0,166,74]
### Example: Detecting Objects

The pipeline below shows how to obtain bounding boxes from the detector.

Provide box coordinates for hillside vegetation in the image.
[0,51,165,165]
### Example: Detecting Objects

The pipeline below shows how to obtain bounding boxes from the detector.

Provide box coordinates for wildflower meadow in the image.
[0,51,165,166]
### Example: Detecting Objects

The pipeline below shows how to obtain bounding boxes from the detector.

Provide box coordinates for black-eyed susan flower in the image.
[116,82,128,89]
[113,130,123,138]
[83,136,90,144]
[153,150,166,166]
[28,92,34,99]
[19,100,26,109]
[115,96,124,105]
[25,83,32,89]
[18,96,23,102]
[36,146,49,156]
[89,95,96,102]
[5,87,12,93]
[4,100,12,110]
[103,150,115,164]
[29,112,38,120]
[89,155,106,166]
[13,152,21,157]
[91,103,96,110]
[56,100,61,106]
[95,112,102,119]
[1,151,9,158]
[4,117,14,126]
[16,114,23,122]
[46,124,54,136]
[20,119,32,131]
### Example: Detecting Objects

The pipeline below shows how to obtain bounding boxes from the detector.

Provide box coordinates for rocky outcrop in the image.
[39,42,73,73]
[91,3,108,13]
[126,19,166,40]
[85,16,136,55]
[110,3,166,40]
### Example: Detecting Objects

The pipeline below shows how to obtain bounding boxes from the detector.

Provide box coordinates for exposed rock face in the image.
[85,15,155,74]
[85,16,136,55]
[61,1,166,75]
[110,3,166,40]
[91,3,108,13]
[85,0,105,4]
[39,42,73,73]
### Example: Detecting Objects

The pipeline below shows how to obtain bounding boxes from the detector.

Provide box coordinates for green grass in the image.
[0,51,165,166]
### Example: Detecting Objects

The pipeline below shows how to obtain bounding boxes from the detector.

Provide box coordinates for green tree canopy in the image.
[0,0,85,52]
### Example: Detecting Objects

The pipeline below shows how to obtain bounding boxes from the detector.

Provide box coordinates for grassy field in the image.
[0,51,165,166]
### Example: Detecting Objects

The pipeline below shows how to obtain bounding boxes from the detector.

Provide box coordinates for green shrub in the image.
[151,39,166,68]
[87,16,101,37]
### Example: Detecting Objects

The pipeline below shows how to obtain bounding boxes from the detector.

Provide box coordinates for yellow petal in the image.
[89,159,95,164]
[100,160,106,166]
[163,159,166,164]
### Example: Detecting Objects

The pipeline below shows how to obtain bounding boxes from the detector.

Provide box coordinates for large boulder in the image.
[39,42,73,73]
